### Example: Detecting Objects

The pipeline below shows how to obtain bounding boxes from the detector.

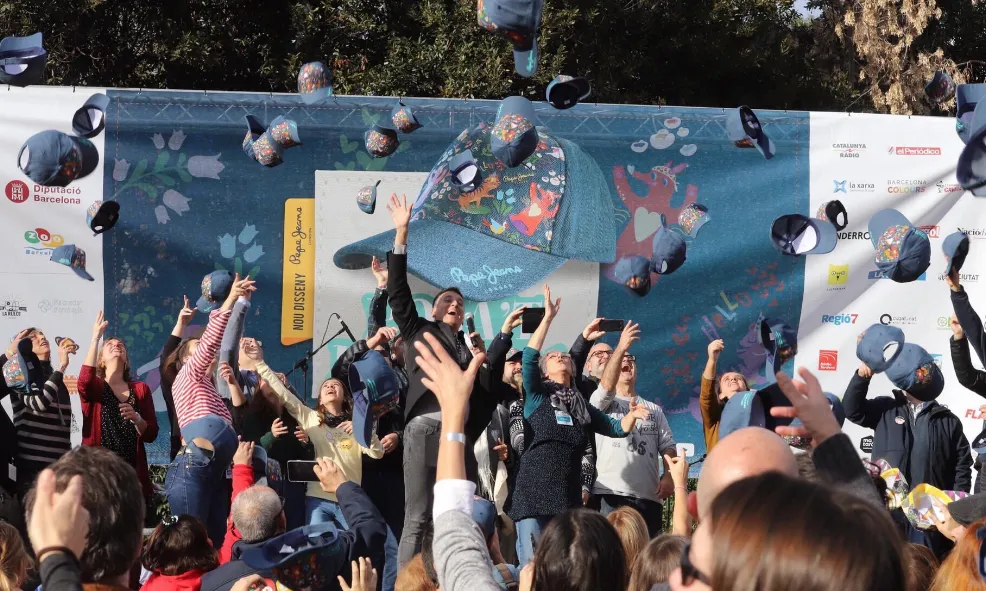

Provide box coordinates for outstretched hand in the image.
[387,193,412,229]
[769,367,840,448]
[543,284,561,320]
[616,321,640,352]
[582,318,605,341]
[371,256,388,287]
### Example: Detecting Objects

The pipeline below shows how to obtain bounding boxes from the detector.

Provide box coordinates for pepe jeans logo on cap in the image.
[450,264,523,287]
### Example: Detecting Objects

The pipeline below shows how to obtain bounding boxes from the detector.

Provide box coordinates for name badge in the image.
[555,410,573,426]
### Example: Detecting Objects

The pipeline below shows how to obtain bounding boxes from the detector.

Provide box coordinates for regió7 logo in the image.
[821,314,858,326]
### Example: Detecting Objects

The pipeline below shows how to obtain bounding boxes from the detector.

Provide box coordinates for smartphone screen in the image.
[286,460,319,482]
[521,308,546,333]
[598,319,626,333]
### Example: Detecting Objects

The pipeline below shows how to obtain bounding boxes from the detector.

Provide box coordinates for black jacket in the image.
[569,334,600,398]
[199,481,387,591]
[843,372,972,492]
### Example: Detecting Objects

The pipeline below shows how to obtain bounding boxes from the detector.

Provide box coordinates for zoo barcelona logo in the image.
[833,180,875,194]
[832,143,866,158]
[23,227,65,255]
[821,313,858,326]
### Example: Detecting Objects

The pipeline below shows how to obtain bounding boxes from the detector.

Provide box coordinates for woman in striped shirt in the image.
[164,273,255,547]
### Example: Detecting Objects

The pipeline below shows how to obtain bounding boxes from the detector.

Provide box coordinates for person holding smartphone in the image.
[506,284,649,567]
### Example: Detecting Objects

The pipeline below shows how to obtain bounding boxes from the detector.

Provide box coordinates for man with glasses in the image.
[588,321,676,536]
[569,318,612,397]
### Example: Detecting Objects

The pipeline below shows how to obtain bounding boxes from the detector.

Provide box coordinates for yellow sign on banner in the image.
[281,198,315,345]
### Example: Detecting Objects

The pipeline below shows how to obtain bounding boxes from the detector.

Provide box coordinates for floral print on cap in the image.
[297,62,332,96]
[876,225,910,263]
[492,114,533,144]
[365,127,399,158]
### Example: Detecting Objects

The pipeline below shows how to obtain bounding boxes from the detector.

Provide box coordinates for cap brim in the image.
[958,126,986,195]
[867,209,911,249]
[353,394,372,448]
[196,296,216,312]
[513,41,539,78]
[71,265,94,282]
[948,493,986,526]
[755,133,776,160]
[333,219,566,302]
[808,219,837,254]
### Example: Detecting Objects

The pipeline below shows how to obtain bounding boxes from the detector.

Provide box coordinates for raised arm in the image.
[386,194,423,339]
[255,359,317,428]
[950,272,986,367]
[950,315,986,397]
[571,318,603,390]
[842,364,894,430]
[700,339,725,443]
[182,275,253,382]
[161,296,195,380]
[135,382,159,443]
[217,296,251,400]
[596,322,640,405]
[367,257,390,338]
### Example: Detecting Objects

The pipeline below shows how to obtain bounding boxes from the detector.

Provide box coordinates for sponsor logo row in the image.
[830,143,943,160]
[0,296,85,318]
[824,263,975,290]
[831,180,962,194]
[816,349,943,372]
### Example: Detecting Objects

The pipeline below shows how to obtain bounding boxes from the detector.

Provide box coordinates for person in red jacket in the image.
[77,310,159,503]
[141,514,219,591]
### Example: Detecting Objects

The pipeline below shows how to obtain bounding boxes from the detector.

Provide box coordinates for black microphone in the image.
[339,318,356,342]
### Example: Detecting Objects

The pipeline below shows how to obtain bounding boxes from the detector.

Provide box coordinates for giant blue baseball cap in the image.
[769,214,838,256]
[349,349,400,448]
[886,343,944,402]
[856,323,905,374]
[0,33,46,87]
[868,209,931,283]
[491,96,539,168]
[333,123,620,301]
[957,84,986,144]
[18,130,99,187]
[478,0,544,77]
[726,106,775,159]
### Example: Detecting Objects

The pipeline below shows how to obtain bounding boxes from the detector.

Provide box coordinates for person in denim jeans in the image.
[165,274,255,547]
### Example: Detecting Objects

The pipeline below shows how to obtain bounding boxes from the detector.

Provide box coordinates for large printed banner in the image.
[0,86,982,471]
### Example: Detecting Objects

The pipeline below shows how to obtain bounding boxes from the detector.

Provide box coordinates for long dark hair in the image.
[163,338,198,383]
[142,515,218,576]
[317,378,353,424]
[531,509,628,591]
[96,337,132,383]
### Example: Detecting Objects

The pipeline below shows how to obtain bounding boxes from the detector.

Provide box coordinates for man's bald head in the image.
[231,485,285,543]
[696,427,798,520]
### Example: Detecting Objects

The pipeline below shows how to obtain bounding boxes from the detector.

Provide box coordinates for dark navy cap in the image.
[943,231,970,275]
[297,61,333,104]
[972,427,986,455]
[868,209,931,283]
[506,348,523,361]
[449,149,483,192]
[614,255,652,296]
[925,71,956,105]
[18,130,99,187]
[957,102,986,197]
[391,100,422,134]
[770,214,837,256]
[2,338,45,399]
[197,270,234,312]
[957,84,986,144]
[350,350,400,448]
[50,244,94,281]
[545,75,591,110]
[357,180,381,215]
[886,343,944,402]
[492,96,539,168]
[650,215,686,275]
[477,0,544,77]
[719,390,767,440]
[365,124,399,158]
[241,523,347,589]
[0,33,46,87]
[72,93,111,138]
[86,200,120,235]
[816,200,848,231]
[758,317,798,375]
[855,323,905,374]
[472,498,497,540]
[726,106,775,159]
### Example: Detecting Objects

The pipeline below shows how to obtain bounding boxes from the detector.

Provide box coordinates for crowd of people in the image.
[4,191,986,591]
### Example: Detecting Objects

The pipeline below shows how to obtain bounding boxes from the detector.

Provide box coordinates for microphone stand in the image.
[287,324,350,403]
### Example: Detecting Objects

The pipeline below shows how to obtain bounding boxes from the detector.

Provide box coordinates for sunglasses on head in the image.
[680,541,711,586]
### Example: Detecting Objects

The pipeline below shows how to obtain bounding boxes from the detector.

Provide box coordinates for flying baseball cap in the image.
[925,71,956,105]
[392,100,422,134]
[492,96,540,168]
[726,106,775,159]
[87,200,120,235]
[957,84,986,144]
[719,390,767,440]
[0,33,46,87]
[50,244,94,281]
[855,323,905,374]
[758,316,797,375]
[478,0,544,77]
[72,93,111,138]
[769,214,837,256]
[868,209,931,283]
[357,180,381,215]
[677,203,710,238]
[651,216,686,275]
[957,101,986,197]
[816,200,848,231]
[365,124,399,158]
[349,350,401,448]
[943,231,970,275]
[545,75,591,110]
[885,343,944,402]
[240,523,347,590]
[2,338,45,399]
[297,61,333,104]
[613,255,652,296]
[448,149,483,192]
[197,270,234,312]
[242,115,282,167]
[18,130,99,187]
[333,123,619,302]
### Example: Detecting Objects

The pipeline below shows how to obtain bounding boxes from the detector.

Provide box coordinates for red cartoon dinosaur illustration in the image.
[510,183,560,236]
[604,162,698,283]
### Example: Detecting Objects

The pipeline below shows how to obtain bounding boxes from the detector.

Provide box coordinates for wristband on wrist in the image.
[444,432,467,444]
[36,546,77,563]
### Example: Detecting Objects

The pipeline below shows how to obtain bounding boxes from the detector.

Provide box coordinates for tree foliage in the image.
[1,0,976,113]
